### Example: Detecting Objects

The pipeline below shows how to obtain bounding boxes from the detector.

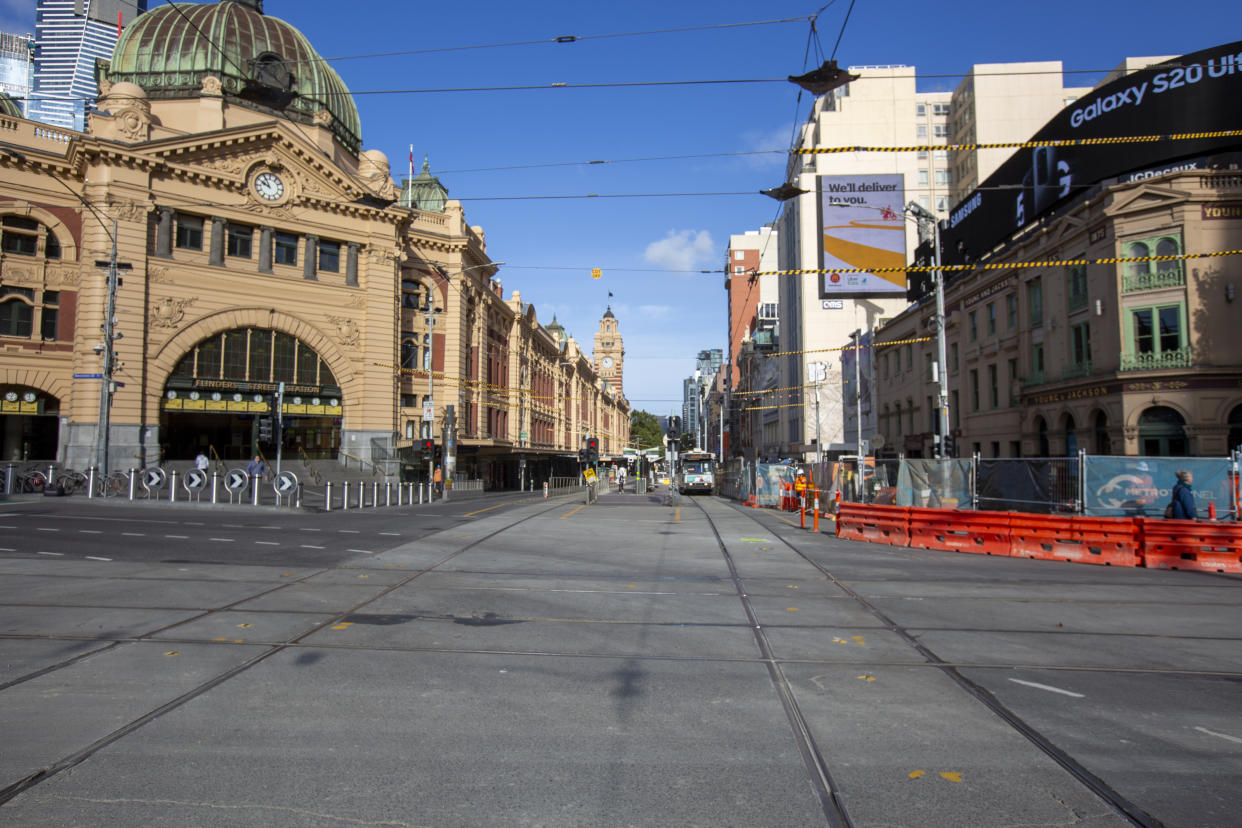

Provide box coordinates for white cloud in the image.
[643,229,716,272]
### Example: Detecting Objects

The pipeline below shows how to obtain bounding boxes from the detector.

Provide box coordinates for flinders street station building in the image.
[0,0,629,484]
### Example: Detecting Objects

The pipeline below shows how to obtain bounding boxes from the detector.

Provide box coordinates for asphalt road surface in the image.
[1,489,1239,827]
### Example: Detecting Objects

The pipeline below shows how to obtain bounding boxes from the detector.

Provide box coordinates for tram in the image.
[677,450,716,495]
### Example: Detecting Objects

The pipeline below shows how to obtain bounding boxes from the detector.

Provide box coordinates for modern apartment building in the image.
[29,0,147,130]
[0,32,34,117]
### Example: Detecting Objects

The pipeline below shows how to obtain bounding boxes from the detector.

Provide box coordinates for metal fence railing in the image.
[719,451,1241,520]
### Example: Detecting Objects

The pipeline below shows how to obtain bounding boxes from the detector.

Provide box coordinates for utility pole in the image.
[94,219,123,476]
[906,201,950,458]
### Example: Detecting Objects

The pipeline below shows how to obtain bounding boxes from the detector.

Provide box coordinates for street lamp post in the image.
[827,199,951,459]
[905,201,950,459]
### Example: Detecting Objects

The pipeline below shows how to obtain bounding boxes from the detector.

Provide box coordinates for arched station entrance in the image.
[0,386,59,461]
[161,327,343,461]
[1137,406,1188,457]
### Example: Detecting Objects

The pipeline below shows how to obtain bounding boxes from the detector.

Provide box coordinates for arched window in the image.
[170,328,337,387]
[1138,406,1188,457]
[1,215,63,259]
[1229,405,1242,456]
[1035,416,1050,457]
[1064,413,1078,457]
[0,286,34,338]
[1125,241,1150,278]
[1155,237,1180,275]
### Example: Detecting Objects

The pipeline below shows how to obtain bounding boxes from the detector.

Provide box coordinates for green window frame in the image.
[1067,263,1088,312]
[1122,233,1184,292]
[1123,302,1189,370]
[1028,279,1043,328]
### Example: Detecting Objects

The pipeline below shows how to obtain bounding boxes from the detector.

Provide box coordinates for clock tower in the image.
[593,306,624,396]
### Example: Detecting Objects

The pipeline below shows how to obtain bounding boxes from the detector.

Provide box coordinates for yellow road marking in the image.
[331,622,354,631]
[909,770,926,779]
[674,507,680,522]
[939,772,963,783]
[465,503,507,517]
[561,504,586,519]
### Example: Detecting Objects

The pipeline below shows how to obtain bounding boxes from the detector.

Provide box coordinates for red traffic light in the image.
[421,439,434,452]
[586,437,599,451]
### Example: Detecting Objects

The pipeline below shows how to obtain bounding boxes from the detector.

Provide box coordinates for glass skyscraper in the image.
[30,0,146,130]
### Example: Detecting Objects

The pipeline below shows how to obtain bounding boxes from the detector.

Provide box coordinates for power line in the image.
[318,16,811,63]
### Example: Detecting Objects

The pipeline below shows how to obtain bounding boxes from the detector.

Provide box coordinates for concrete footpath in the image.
[0,490,1239,827]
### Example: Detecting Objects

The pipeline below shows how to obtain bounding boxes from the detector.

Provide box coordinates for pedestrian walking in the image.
[1166,469,1197,519]
[246,454,267,481]
[195,451,209,473]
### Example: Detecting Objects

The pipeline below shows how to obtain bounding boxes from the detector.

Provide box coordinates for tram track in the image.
[0,495,572,807]
[698,495,1168,828]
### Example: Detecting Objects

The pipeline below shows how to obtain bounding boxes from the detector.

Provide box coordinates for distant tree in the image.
[630,410,663,449]
[679,432,696,451]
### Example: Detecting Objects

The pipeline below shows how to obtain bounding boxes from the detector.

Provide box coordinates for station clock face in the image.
[254,171,285,201]
[601,357,613,369]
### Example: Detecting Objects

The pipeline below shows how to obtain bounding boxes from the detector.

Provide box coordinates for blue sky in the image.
[0,0,1234,414]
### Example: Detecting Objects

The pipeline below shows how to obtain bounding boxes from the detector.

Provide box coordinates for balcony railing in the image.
[1020,369,1046,387]
[1060,361,1092,380]
[1120,346,1192,372]
[1122,266,1185,293]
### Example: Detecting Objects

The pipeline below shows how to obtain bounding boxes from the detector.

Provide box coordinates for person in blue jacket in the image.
[1170,470,1196,519]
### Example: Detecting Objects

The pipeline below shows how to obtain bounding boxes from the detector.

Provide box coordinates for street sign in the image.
[590,268,602,280]
[583,467,597,485]
[141,466,167,492]
[422,402,434,422]
[73,373,103,379]
[273,470,298,496]
[225,468,249,493]
[183,468,208,492]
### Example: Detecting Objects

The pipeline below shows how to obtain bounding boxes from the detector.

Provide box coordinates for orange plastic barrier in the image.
[1138,518,1242,574]
[835,503,910,546]
[908,508,1010,556]
[1009,514,1140,567]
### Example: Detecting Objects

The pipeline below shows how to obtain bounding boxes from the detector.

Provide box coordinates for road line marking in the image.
[347,549,374,554]
[378,532,399,536]
[37,551,62,556]
[121,532,145,537]
[1194,726,1242,745]
[79,530,103,534]
[465,503,506,516]
[0,525,17,529]
[36,528,59,532]
[561,505,586,519]
[85,556,112,562]
[300,545,325,550]
[674,507,680,523]
[299,528,322,532]
[1008,678,1084,698]
[337,529,360,534]
[209,538,235,543]
[0,546,15,552]
[255,541,279,546]
[165,535,189,539]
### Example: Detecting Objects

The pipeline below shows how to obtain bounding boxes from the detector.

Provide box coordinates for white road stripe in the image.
[37,551,62,556]
[1008,678,1084,698]
[1194,726,1242,745]
[165,535,189,539]
[255,541,279,546]
[299,528,321,532]
[346,549,374,554]
[378,532,399,536]
[122,532,145,537]
[85,556,112,562]
[0,525,17,529]
[338,529,360,534]
[79,530,102,534]
[209,538,235,543]
[0,547,15,552]
[37,528,59,532]
[300,545,325,550]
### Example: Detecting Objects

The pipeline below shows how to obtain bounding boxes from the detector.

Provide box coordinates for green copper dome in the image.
[107,1,361,153]
[0,92,21,119]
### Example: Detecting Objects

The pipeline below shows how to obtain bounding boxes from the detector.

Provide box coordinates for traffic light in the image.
[421,438,434,460]
[257,417,273,441]
[666,416,682,438]
[586,437,599,465]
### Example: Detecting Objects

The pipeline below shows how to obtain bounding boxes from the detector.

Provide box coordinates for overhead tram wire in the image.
[316,16,812,63]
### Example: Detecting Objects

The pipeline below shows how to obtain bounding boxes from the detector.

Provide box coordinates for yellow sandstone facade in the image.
[0,1,627,483]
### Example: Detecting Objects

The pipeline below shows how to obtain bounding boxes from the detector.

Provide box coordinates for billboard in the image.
[942,39,1242,266]
[817,174,908,297]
